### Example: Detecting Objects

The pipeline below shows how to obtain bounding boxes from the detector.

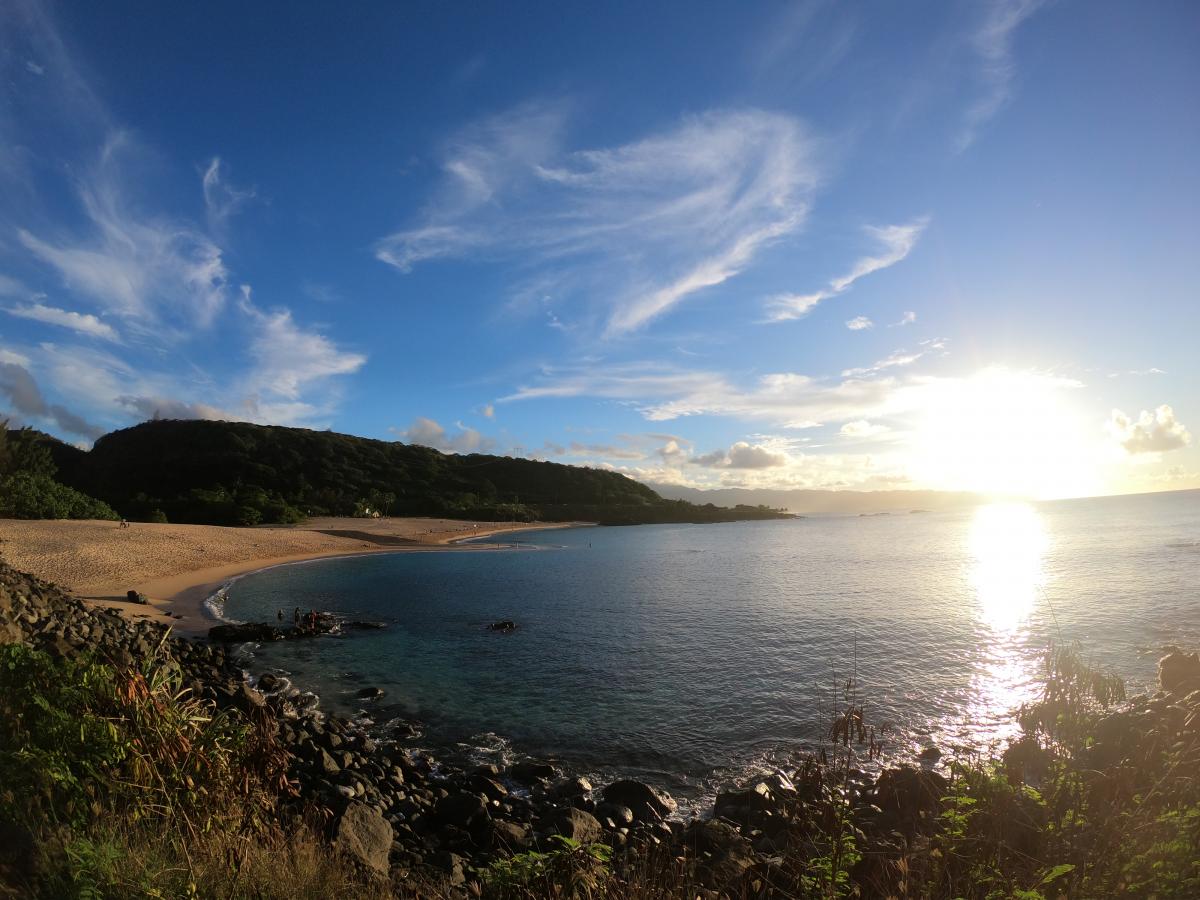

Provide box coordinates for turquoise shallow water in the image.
[222,490,1199,805]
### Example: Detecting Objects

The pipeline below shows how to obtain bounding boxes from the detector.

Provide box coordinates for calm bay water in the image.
[223,490,1199,806]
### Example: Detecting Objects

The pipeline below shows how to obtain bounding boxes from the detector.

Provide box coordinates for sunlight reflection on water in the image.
[963,502,1047,745]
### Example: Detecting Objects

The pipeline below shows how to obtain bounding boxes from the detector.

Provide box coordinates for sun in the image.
[906,368,1105,499]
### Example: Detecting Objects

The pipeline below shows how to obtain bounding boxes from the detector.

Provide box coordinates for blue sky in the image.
[1,0,1197,498]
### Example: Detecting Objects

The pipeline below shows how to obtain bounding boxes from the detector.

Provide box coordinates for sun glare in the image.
[908,369,1104,499]
[968,502,1047,632]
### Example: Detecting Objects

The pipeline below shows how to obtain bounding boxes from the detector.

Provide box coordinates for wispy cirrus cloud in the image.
[377,105,822,334]
[1,6,366,436]
[841,338,947,378]
[766,217,928,322]
[957,0,1046,151]
[18,133,229,334]
[202,157,255,235]
[4,301,119,341]
[500,361,910,427]
[846,316,872,330]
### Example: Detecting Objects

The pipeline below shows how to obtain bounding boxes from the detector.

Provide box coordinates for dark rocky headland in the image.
[2,561,1198,898]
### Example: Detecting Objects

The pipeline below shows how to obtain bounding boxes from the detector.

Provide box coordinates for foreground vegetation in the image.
[0,639,395,899]
[4,617,1196,898]
[469,644,1200,899]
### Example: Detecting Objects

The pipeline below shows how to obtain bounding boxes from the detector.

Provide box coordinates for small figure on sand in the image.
[119,518,129,529]
[293,607,301,623]
[277,609,283,621]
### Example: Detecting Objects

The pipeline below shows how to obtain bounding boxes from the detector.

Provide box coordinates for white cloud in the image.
[25,60,45,76]
[766,217,928,321]
[840,419,889,438]
[1108,405,1192,455]
[846,316,873,330]
[377,105,821,333]
[5,302,119,341]
[841,338,946,378]
[392,416,495,454]
[202,157,255,234]
[18,134,229,333]
[238,293,367,420]
[958,0,1046,151]
[501,361,909,427]
[889,310,917,327]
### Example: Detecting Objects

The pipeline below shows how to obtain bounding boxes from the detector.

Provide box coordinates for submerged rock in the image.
[487,620,517,632]
[208,622,281,642]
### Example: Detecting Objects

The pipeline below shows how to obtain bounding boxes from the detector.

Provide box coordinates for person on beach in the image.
[277,609,283,621]
[293,607,300,623]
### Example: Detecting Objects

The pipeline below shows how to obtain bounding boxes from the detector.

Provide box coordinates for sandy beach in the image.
[0,517,577,636]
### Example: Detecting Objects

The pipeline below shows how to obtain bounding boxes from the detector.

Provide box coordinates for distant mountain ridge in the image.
[647,484,984,515]
[29,419,790,527]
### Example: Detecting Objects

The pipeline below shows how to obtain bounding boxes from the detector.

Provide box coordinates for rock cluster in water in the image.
[3,560,1199,896]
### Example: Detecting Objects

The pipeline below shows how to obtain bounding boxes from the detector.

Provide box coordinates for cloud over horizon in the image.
[1108,405,1192,455]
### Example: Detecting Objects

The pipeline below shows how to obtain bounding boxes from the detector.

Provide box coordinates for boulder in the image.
[549,776,593,801]
[685,819,756,891]
[469,774,509,803]
[871,766,947,837]
[511,760,557,784]
[125,590,149,605]
[602,779,677,822]
[540,807,603,844]
[490,819,531,850]
[488,620,516,632]
[356,686,385,699]
[1159,651,1200,694]
[436,792,489,829]
[332,802,393,875]
[257,672,280,692]
[595,801,634,829]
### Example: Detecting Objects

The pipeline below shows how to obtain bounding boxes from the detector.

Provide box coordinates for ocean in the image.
[221,490,1199,810]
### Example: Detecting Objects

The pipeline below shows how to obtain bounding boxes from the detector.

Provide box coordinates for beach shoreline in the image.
[0,517,585,638]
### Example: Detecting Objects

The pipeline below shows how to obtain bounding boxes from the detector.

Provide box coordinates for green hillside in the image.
[38,419,787,526]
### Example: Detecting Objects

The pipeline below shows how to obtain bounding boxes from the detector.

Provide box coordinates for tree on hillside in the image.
[0,421,119,521]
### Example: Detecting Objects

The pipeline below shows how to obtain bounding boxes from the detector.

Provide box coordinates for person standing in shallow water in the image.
[277,609,283,621]
[294,607,300,623]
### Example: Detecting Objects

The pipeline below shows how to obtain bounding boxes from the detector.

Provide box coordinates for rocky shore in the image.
[3,560,1198,898]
